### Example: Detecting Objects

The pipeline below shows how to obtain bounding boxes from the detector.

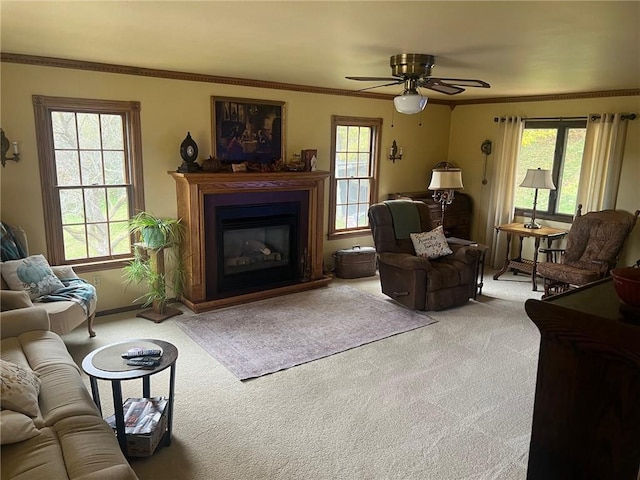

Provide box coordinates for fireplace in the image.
[217,206,297,291]
[170,171,331,312]
[204,191,308,299]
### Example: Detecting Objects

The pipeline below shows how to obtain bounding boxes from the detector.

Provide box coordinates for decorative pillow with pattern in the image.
[410,226,453,259]
[1,254,64,299]
[0,359,41,418]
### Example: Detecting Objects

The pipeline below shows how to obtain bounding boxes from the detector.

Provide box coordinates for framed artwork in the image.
[301,149,318,171]
[211,97,285,164]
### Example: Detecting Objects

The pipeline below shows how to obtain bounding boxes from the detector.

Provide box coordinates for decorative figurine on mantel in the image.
[177,132,203,173]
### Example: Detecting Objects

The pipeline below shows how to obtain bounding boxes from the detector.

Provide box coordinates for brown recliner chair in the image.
[368,201,479,311]
[537,204,639,297]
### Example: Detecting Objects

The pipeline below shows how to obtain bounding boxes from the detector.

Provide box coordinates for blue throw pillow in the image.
[1,254,65,299]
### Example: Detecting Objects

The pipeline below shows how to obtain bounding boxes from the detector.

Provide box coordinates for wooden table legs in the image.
[493,232,513,281]
[493,229,562,291]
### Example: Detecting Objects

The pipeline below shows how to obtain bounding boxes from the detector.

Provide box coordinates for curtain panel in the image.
[576,113,630,212]
[483,116,524,268]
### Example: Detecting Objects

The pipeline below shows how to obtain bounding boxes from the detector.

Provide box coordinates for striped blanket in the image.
[37,278,96,316]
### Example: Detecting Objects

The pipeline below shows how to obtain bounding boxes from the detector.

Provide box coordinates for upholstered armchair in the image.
[368,201,479,311]
[537,205,639,297]
[0,225,97,337]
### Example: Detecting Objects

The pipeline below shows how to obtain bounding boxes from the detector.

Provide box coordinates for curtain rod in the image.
[589,113,637,121]
[494,113,637,122]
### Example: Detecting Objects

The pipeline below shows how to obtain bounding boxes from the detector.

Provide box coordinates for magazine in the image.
[106,397,168,435]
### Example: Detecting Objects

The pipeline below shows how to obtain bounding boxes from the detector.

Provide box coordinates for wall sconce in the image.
[389,140,403,163]
[1,129,20,167]
[428,162,464,231]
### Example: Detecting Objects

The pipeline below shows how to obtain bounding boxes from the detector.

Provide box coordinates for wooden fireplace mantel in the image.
[169,170,332,312]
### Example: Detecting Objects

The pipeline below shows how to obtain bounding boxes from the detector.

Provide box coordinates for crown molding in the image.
[2,53,638,107]
[451,89,640,107]
[0,52,446,107]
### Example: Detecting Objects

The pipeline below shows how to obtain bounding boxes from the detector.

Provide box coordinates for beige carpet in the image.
[63,270,542,480]
[175,285,437,380]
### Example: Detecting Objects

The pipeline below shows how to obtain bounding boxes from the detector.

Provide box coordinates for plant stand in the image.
[134,245,183,323]
[137,304,182,323]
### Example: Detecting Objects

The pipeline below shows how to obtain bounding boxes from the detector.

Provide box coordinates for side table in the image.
[493,223,567,291]
[81,339,178,457]
[447,237,489,299]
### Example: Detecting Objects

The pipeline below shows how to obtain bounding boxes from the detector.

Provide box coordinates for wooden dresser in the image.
[387,191,473,239]
[524,279,640,480]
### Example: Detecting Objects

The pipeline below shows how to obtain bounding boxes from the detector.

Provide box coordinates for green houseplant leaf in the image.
[123,212,186,313]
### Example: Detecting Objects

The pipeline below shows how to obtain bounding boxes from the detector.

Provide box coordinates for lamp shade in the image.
[428,168,464,190]
[520,168,556,190]
[393,92,428,114]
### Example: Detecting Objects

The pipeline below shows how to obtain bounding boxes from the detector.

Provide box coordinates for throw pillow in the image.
[0,359,41,418]
[50,264,78,280]
[1,254,65,299]
[0,409,40,444]
[410,226,453,259]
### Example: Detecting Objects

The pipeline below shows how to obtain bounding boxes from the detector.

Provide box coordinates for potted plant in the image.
[123,212,186,320]
[126,211,185,249]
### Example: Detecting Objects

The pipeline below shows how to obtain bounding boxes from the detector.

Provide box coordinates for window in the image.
[33,96,144,269]
[514,120,587,220]
[328,116,382,239]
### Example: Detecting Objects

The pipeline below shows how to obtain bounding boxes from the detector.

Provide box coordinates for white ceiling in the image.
[2,1,639,101]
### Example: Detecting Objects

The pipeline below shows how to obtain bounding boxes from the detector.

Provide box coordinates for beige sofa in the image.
[1,307,137,480]
[0,225,97,337]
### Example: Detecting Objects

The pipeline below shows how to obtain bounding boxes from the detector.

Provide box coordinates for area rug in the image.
[175,285,437,380]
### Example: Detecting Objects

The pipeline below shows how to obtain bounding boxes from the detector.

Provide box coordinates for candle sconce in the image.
[1,129,20,167]
[389,140,403,163]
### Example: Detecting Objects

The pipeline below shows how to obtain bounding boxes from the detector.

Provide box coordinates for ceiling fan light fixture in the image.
[393,91,428,114]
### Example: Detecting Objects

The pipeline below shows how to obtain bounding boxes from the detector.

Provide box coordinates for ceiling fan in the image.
[346,54,490,114]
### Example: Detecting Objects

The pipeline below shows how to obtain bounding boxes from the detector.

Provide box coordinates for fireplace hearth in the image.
[170,171,331,312]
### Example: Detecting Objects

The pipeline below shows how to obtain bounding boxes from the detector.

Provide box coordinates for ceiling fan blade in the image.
[427,77,491,88]
[420,80,465,95]
[355,81,404,92]
[346,76,400,82]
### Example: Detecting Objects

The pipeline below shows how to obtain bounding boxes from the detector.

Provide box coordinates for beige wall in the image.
[2,62,637,310]
[0,62,451,311]
[448,96,640,267]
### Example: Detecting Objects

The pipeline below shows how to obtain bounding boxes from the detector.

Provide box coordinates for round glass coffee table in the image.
[81,339,178,457]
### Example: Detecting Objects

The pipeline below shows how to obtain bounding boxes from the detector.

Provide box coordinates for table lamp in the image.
[519,168,556,229]
[428,164,464,231]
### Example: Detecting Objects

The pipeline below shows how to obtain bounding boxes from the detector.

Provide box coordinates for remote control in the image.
[126,358,159,368]
[121,348,162,359]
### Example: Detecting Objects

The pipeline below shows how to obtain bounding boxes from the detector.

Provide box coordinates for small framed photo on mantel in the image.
[301,149,318,171]
[211,97,285,165]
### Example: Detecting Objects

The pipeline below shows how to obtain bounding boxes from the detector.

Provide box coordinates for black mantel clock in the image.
[177,132,203,173]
